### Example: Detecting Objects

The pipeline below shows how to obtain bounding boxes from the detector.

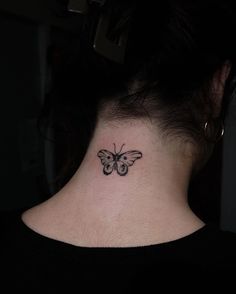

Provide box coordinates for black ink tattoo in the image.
[97,143,143,176]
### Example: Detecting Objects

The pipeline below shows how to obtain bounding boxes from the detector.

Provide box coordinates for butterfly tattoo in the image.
[97,143,143,176]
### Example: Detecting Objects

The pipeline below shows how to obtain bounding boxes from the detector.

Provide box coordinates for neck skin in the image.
[22,118,205,247]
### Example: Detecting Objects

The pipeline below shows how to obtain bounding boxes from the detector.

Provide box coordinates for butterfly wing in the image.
[117,151,142,176]
[97,150,116,175]
[116,161,129,176]
[119,151,143,166]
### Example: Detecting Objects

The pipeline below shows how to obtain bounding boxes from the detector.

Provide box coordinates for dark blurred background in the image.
[0,0,236,232]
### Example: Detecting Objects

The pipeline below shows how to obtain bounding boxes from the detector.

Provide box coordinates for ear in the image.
[212,61,231,117]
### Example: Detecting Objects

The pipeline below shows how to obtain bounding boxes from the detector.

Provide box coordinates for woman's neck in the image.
[22,119,205,247]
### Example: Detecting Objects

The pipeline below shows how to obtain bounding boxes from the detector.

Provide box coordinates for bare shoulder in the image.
[21,196,62,235]
[22,202,48,226]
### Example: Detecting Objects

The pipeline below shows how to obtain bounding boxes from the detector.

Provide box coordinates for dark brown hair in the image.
[40,0,236,189]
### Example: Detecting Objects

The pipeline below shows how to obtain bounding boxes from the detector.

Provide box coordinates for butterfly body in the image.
[97,144,142,176]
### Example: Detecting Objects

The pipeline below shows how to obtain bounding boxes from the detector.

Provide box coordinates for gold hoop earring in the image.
[204,119,225,142]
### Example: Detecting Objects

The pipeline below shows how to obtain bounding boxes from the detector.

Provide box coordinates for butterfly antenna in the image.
[113,143,117,154]
[119,144,125,154]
